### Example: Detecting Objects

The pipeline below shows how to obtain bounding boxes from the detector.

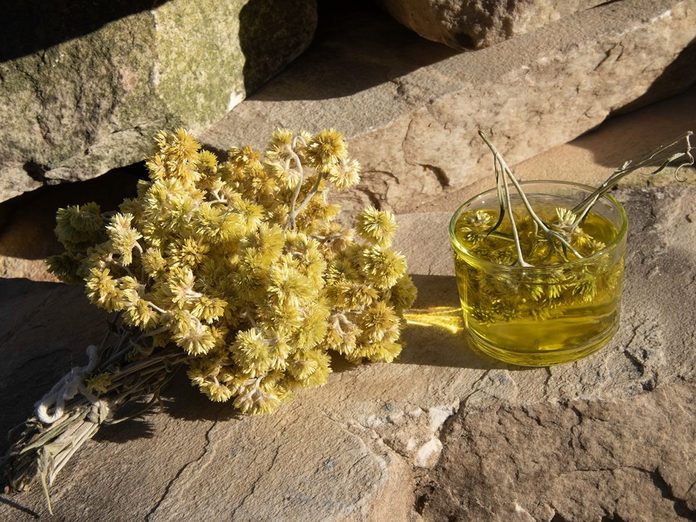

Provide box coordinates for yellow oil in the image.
[452,201,624,366]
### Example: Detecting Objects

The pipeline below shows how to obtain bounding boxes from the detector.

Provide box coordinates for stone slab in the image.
[1,178,696,520]
[1,85,696,520]
[0,0,317,203]
[414,86,696,213]
[419,381,696,520]
[202,0,696,215]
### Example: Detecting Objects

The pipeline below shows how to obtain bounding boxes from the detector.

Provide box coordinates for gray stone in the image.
[379,0,603,49]
[203,0,696,216]
[0,0,317,203]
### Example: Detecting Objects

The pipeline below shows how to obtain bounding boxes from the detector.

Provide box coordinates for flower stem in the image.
[1,330,185,514]
[571,131,694,228]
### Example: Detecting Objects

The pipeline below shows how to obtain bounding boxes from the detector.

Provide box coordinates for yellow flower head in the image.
[203,380,233,402]
[172,312,216,356]
[85,267,124,312]
[142,247,167,276]
[360,246,407,289]
[306,129,347,172]
[327,158,360,189]
[389,275,418,313]
[106,213,142,266]
[228,145,261,170]
[168,128,201,163]
[356,207,397,247]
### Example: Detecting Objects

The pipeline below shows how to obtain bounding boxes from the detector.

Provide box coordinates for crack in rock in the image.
[145,416,220,521]
[419,163,450,189]
[230,442,285,519]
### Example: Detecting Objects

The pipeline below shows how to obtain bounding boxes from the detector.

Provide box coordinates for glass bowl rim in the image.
[448,179,628,272]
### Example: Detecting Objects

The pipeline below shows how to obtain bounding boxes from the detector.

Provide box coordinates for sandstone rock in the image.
[0,0,317,203]
[0,257,57,282]
[418,88,696,214]
[203,0,696,216]
[418,382,696,521]
[379,0,603,49]
[1,179,695,520]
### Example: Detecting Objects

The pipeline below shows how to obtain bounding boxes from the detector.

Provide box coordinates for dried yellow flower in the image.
[356,206,397,247]
[47,128,417,415]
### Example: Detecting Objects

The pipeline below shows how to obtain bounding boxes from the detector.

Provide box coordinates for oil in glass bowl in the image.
[449,182,627,366]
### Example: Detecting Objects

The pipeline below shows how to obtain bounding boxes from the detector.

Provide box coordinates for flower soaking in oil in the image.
[449,183,627,366]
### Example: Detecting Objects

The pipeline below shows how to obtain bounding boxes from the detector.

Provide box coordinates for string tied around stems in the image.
[34,344,103,424]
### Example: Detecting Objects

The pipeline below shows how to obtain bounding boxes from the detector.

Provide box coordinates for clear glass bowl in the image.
[449,180,628,366]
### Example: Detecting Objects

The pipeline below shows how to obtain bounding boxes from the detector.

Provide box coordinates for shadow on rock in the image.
[3,1,172,62]
[239,0,319,94]
[0,495,39,520]
[159,370,240,423]
[245,0,456,102]
[398,274,508,370]
[86,368,241,445]
[0,163,145,260]
[574,85,696,170]
[616,37,696,116]
[94,416,157,444]
[0,278,106,455]
[0,278,243,474]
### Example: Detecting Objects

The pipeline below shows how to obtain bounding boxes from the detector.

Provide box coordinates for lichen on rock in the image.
[0,0,318,202]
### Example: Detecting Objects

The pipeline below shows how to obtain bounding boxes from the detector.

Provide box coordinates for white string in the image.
[35,345,101,424]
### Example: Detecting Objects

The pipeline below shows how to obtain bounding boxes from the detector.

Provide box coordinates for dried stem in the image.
[500,162,531,267]
[294,171,326,217]
[285,136,327,229]
[478,131,585,265]
[477,130,695,267]
[571,131,694,229]
[1,325,186,514]
[285,143,305,229]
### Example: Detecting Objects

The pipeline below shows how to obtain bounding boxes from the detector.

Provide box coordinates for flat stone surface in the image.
[0,0,317,203]
[380,0,602,49]
[1,175,695,519]
[2,79,696,519]
[203,0,696,215]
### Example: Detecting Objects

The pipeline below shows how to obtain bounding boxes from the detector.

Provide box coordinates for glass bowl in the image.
[448,180,628,366]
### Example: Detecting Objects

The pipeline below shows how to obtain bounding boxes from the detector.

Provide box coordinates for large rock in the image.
[414,87,696,212]
[203,0,696,215]
[419,382,696,520]
[1,176,696,519]
[379,0,603,49]
[0,0,317,203]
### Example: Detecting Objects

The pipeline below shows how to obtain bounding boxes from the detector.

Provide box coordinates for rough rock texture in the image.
[419,88,696,213]
[1,94,695,519]
[1,177,695,520]
[418,383,696,521]
[0,0,317,203]
[379,0,603,49]
[203,0,696,215]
